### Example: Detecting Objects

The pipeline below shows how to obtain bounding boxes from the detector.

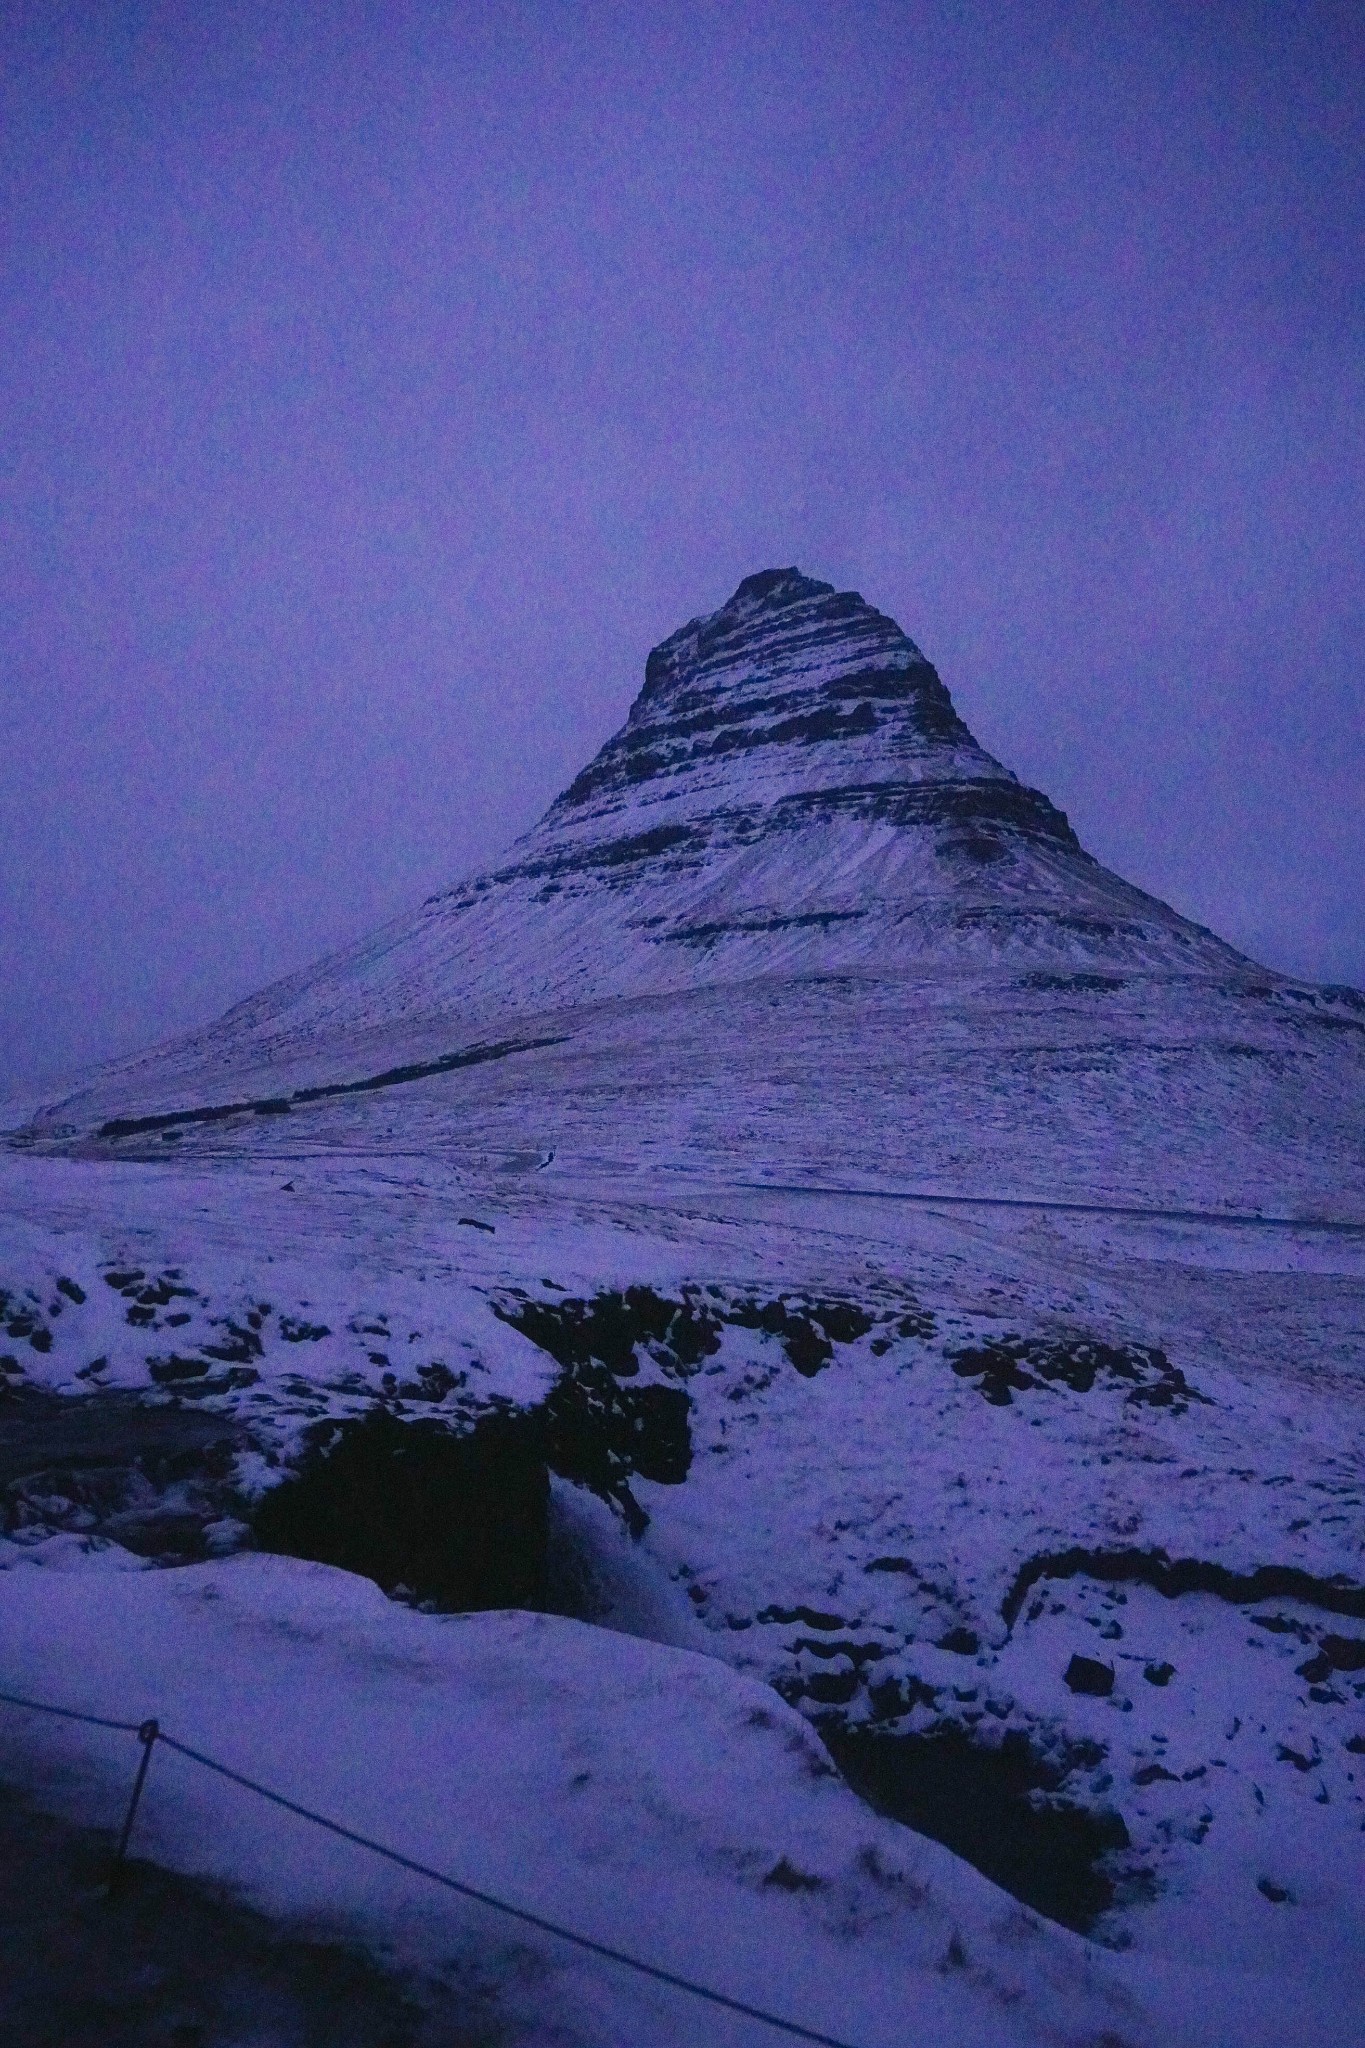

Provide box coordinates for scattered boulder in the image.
[1064,1655,1115,1698]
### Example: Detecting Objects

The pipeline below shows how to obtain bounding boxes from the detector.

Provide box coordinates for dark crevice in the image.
[820,1722,1129,1934]
[492,1288,706,1531]
[542,1369,693,1536]
[1002,1546,1365,1630]
[722,1295,873,1375]
[655,910,868,947]
[251,1298,703,1596]
[494,1287,720,1377]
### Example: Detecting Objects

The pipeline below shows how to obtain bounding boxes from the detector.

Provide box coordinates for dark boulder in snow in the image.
[1064,1654,1116,1698]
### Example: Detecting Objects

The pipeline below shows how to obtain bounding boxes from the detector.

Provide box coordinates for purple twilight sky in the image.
[2,0,1362,1095]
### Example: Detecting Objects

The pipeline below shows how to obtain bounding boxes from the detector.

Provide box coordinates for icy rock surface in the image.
[2,569,1363,2038]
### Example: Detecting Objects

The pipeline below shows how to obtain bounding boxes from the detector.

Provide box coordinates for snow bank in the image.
[0,1550,1200,2048]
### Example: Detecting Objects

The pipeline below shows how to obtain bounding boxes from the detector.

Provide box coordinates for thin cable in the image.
[157,1732,863,2048]
[0,1686,143,1734]
[0,1686,866,2048]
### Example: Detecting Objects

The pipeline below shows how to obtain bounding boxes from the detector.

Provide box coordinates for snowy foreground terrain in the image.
[2,571,1363,2044]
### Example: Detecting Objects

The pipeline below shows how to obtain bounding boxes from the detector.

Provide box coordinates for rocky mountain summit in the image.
[3,572,1363,2044]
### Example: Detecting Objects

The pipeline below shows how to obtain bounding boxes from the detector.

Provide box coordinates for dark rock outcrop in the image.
[253,1407,551,1611]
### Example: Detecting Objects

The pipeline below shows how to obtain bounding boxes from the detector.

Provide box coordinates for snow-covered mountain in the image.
[19,567,1262,1111]
[3,570,1363,2044]
[23,567,1363,1208]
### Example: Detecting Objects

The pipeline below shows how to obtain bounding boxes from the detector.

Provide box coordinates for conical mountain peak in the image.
[725,565,837,609]
[33,570,1249,1133]
[555,567,984,821]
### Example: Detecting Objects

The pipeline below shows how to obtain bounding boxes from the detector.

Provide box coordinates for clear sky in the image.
[2,0,1362,1093]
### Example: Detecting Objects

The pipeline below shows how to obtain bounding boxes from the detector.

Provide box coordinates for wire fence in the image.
[0,1683,866,2048]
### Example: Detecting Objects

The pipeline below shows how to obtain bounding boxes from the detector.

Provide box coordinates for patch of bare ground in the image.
[0,1782,496,2048]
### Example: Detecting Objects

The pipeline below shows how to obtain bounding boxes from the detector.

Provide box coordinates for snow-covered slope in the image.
[3,569,1363,2041]
[2,1550,1200,2048]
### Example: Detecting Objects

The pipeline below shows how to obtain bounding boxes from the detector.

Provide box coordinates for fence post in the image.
[107,1718,159,1897]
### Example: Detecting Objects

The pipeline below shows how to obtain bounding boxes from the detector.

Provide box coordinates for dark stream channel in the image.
[4,1381,1128,1941]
